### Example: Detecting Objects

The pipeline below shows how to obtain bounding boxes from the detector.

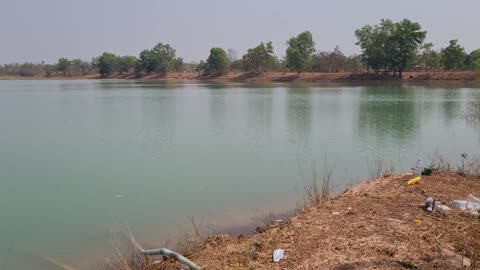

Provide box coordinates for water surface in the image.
[0,81,479,269]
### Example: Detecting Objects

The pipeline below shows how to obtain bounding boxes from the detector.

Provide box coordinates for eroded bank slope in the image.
[187,172,480,269]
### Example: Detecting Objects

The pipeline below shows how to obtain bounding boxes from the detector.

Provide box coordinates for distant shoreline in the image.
[1,71,480,85]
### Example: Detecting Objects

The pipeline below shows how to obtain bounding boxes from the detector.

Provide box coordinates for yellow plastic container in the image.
[406,176,421,186]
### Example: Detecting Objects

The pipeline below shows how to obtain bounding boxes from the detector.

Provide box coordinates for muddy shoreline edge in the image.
[2,71,480,86]
[151,171,480,270]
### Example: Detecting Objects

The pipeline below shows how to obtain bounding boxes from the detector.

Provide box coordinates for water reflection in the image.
[439,89,463,122]
[286,87,313,158]
[208,88,228,136]
[357,85,417,146]
[140,90,178,156]
[246,89,273,149]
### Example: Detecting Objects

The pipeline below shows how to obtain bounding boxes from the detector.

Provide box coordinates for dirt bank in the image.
[2,71,480,84]
[197,71,480,84]
[152,172,480,270]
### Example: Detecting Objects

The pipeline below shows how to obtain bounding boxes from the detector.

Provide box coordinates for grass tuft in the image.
[296,157,335,213]
[367,158,395,179]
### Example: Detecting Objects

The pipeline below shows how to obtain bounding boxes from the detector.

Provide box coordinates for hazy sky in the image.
[1,0,479,64]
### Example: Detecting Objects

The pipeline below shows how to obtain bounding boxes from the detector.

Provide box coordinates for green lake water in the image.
[0,80,479,269]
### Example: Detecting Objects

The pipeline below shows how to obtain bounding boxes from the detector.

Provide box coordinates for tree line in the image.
[1,18,479,78]
[0,59,95,77]
[355,19,480,77]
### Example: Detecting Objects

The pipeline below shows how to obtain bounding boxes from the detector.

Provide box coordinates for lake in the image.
[0,80,479,269]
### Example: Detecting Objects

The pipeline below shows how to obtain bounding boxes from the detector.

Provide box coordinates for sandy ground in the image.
[2,71,480,84]
[149,172,480,270]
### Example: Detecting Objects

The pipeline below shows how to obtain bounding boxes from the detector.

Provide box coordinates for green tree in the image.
[150,43,177,74]
[376,19,395,73]
[205,47,230,75]
[355,18,426,77]
[355,23,389,73]
[173,57,184,72]
[230,59,245,71]
[195,60,207,73]
[135,43,177,75]
[389,19,426,77]
[56,58,72,76]
[97,52,118,77]
[242,41,275,73]
[136,49,156,75]
[467,49,480,71]
[442,40,466,70]
[117,56,137,74]
[286,31,316,72]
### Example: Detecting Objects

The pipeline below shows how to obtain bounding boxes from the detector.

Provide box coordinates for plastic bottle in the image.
[406,176,421,186]
[415,158,423,176]
[425,197,434,212]
[449,200,467,210]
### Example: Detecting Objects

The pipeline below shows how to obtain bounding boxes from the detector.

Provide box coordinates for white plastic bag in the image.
[449,194,480,215]
[273,249,285,263]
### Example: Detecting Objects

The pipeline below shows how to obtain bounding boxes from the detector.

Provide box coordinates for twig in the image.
[420,212,444,221]
[37,254,77,270]
[112,238,131,270]
[103,257,112,270]
[188,216,205,241]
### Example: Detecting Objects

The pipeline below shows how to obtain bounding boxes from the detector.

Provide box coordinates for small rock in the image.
[442,249,471,267]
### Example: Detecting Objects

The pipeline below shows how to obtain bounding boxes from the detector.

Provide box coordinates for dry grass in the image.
[429,150,480,177]
[458,153,480,177]
[191,171,480,270]
[101,244,150,270]
[429,151,453,173]
[296,158,335,213]
[426,214,480,270]
[368,158,396,179]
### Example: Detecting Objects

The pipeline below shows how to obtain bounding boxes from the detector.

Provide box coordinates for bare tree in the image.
[227,48,238,62]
